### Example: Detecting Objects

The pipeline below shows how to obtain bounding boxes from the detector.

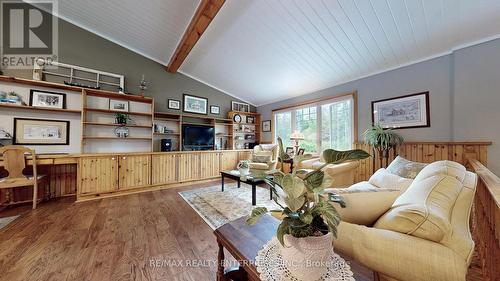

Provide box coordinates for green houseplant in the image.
[237,160,250,175]
[114,113,131,125]
[364,124,404,168]
[247,137,370,279]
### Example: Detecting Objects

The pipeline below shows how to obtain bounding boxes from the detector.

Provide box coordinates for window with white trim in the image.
[273,94,355,153]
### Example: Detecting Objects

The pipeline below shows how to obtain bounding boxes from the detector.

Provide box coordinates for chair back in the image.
[0,145,37,188]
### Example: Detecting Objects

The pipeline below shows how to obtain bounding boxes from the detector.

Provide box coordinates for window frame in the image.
[271,92,358,152]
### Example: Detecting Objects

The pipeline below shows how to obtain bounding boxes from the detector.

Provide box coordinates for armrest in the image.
[329,190,400,226]
[296,158,320,169]
[335,222,468,281]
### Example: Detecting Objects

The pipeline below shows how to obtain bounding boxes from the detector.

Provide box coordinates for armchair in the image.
[331,160,477,281]
[248,144,279,171]
[297,153,359,188]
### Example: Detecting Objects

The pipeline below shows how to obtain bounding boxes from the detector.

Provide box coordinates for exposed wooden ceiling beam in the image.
[166,0,225,73]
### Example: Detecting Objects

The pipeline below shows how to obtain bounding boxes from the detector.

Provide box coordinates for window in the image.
[273,94,355,153]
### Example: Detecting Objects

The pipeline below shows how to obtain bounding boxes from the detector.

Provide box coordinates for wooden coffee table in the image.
[214,214,373,281]
[220,170,272,206]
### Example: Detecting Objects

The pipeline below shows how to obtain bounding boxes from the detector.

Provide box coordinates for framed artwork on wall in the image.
[372,92,430,129]
[262,120,271,132]
[246,116,255,124]
[109,99,129,112]
[210,105,220,115]
[231,101,250,112]
[13,118,70,145]
[183,94,207,115]
[168,99,181,110]
[30,89,66,109]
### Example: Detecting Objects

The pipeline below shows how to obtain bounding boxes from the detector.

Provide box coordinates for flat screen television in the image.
[182,125,214,150]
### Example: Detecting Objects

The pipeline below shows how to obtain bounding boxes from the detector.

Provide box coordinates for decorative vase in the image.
[238,167,249,176]
[280,233,334,281]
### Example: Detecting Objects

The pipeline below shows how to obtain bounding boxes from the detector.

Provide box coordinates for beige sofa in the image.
[331,160,477,281]
[297,156,359,188]
[248,144,279,171]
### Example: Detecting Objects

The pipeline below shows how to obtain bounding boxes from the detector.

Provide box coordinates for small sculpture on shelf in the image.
[114,126,129,138]
[0,91,24,105]
[32,58,45,81]
[139,74,147,97]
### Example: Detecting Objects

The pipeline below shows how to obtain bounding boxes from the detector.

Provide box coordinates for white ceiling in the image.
[52,0,200,64]
[52,0,500,106]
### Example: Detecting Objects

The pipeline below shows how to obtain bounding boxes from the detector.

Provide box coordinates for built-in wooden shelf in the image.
[83,136,152,140]
[155,117,180,122]
[154,132,180,136]
[84,108,152,117]
[182,122,214,126]
[0,103,81,114]
[83,122,152,128]
[84,89,153,103]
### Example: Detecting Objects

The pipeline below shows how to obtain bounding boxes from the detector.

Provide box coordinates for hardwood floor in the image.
[0,181,482,281]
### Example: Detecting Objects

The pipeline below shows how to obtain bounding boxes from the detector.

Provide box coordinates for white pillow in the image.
[368,168,413,191]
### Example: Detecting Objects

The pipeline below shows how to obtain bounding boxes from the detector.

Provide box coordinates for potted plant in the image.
[364,124,404,168]
[114,113,131,125]
[247,137,370,280]
[237,160,250,175]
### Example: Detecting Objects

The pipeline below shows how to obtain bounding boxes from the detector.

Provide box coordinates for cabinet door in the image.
[178,154,200,182]
[152,154,178,185]
[79,156,118,195]
[200,152,220,179]
[220,151,238,171]
[118,155,151,190]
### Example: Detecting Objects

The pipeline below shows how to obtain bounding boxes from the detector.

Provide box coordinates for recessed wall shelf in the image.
[84,108,152,117]
[0,103,81,114]
[83,122,152,128]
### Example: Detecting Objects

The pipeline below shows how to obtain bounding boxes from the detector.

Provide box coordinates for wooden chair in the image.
[0,146,46,209]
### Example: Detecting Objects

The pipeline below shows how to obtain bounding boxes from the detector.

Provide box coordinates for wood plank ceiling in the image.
[54,0,500,106]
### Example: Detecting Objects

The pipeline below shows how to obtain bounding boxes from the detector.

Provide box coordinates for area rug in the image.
[0,215,19,230]
[179,184,280,229]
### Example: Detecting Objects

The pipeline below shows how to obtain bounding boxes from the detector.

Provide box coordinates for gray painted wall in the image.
[258,55,453,142]
[453,39,500,174]
[258,38,500,174]
[2,14,253,117]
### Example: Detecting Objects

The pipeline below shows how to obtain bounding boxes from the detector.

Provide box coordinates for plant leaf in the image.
[328,193,346,208]
[284,196,305,212]
[277,218,291,247]
[304,170,324,190]
[246,207,268,225]
[322,149,371,164]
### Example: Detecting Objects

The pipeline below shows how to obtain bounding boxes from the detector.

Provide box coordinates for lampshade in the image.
[290,131,304,141]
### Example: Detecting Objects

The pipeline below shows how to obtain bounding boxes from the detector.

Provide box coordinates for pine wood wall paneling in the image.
[354,142,491,181]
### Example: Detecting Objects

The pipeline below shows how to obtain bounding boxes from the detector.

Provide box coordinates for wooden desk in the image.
[214,214,372,281]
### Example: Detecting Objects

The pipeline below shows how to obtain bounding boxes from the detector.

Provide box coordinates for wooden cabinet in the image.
[79,156,118,195]
[200,152,220,179]
[152,154,178,185]
[238,151,252,161]
[118,155,151,189]
[220,151,238,171]
[179,154,200,182]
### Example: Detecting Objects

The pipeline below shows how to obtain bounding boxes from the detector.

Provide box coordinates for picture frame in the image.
[13,118,70,145]
[372,92,430,129]
[30,89,66,109]
[285,147,294,156]
[109,99,129,112]
[246,116,255,124]
[231,101,250,112]
[210,105,220,115]
[297,148,305,155]
[168,99,181,110]
[183,94,208,115]
[262,120,271,132]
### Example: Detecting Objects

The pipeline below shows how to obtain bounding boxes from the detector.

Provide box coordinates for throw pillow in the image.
[387,156,427,179]
[368,168,413,191]
[252,153,272,163]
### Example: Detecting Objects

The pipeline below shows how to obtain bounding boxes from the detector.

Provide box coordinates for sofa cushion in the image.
[249,162,269,170]
[374,160,467,243]
[368,168,413,191]
[387,156,427,179]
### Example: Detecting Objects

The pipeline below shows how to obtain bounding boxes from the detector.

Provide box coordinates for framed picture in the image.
[13,118,70,145]
[30,90,66,109]
[297,148,305,155]
[372,92,430,129]
[285,147,294,156]
[246,116,255,124]
[183,94,207,115]
[262,120,271,132]
[109,99,129,112]
[168,99,180,110]
[231,101,250,112]
[210,105,220,115]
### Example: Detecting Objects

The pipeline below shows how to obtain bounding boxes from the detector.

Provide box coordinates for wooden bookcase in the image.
[227,111,261,150]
